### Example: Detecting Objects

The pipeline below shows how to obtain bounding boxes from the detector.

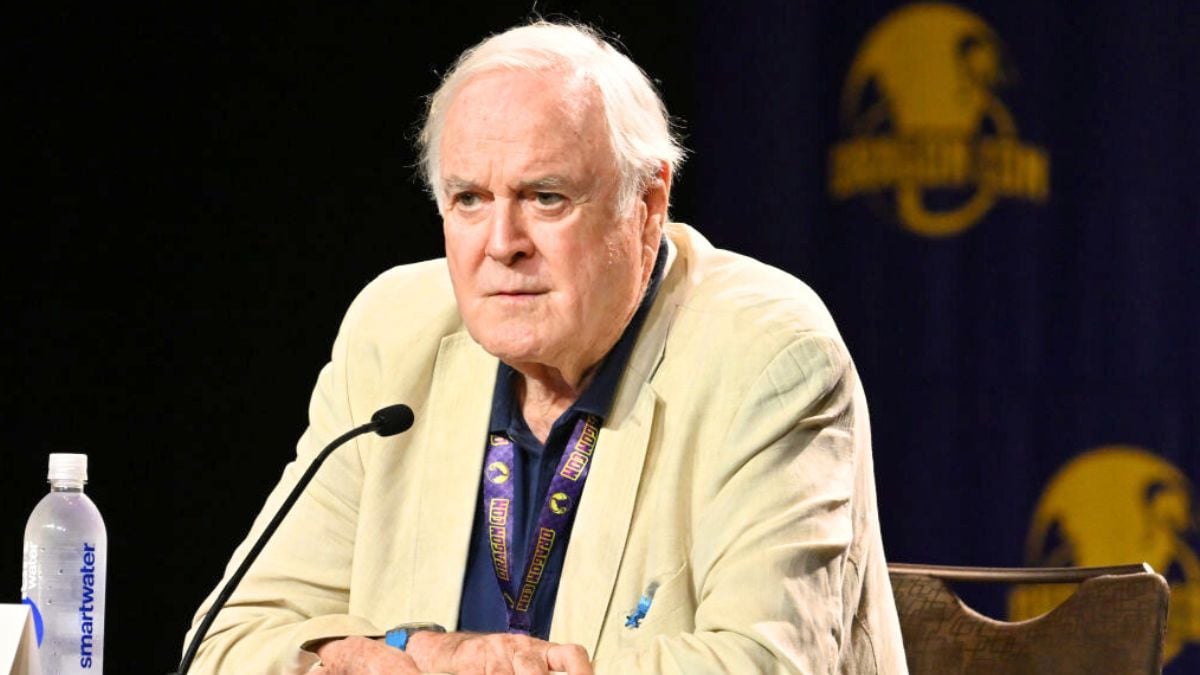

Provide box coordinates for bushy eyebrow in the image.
[518,175,570,192]
[442,176,478,195]
[441,175,572,195]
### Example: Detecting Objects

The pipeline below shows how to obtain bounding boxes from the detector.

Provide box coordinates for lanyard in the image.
[482,414,601,634]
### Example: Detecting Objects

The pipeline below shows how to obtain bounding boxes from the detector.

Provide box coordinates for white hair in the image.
[417,21,685,214]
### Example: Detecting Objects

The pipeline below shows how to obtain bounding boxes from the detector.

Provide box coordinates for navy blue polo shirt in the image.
[457,244,666,638]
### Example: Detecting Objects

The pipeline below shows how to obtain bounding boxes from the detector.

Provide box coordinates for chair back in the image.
[889,562,1170,675]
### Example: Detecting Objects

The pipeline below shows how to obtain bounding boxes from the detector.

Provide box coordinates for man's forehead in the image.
[438,69,612,189]
[444,69,601,138]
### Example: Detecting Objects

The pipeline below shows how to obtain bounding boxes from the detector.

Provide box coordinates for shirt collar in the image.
[489,239,668,432]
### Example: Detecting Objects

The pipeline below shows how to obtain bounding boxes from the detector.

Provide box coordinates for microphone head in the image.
[371,404,415,437]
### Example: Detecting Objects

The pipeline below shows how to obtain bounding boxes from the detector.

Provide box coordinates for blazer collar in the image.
[605,232,684,427]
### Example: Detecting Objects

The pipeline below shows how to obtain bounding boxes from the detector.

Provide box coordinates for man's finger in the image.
[545,643,592,675]
[387,651,424,675]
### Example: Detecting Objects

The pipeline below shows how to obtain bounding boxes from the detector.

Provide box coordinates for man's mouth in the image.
[488,288,547,297]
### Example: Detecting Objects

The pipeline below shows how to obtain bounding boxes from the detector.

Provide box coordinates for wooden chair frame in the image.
[888,562,1170,675]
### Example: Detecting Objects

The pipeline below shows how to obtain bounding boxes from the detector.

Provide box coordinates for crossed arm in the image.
[312,633,590,675]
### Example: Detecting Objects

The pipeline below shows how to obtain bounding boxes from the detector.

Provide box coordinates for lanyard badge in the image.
[482,414,601,634]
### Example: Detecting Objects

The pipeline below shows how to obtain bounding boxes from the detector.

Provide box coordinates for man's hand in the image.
[312,636,421,674]
[407,630,593,675]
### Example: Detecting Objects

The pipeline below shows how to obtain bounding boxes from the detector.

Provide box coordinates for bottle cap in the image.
[48,453,88,482]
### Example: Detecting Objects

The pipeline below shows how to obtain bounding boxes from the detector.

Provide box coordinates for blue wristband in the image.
[384,623,445,651]
[384,628,411,651]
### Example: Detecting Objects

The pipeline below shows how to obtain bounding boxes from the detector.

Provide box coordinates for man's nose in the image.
[484,199,535,265]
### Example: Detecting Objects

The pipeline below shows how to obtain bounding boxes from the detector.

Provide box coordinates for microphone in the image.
[371,403,416,437]
[173,403,415,675]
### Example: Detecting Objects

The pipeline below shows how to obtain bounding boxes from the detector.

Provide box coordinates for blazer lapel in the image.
[550,382,659,657]
[408,331,496,626]
[549,233,687,655]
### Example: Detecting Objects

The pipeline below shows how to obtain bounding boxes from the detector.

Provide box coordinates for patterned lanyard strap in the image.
[482,413,601,634]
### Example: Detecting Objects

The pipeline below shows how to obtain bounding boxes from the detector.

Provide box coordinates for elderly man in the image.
[186,21,906,675]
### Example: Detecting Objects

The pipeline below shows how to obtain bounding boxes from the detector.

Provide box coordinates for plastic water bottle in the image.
[21,453,107,674]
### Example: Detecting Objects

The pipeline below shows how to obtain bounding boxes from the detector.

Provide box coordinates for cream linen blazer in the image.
[186,223,907,674]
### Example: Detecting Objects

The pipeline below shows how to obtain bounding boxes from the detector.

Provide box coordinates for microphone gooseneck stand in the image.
[173,404,414,675]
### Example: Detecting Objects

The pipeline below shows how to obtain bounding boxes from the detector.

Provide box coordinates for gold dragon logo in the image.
[1011,446,1200,663]
[829,2,1049,236]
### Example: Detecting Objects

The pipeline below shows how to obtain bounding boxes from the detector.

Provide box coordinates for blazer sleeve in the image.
[182,298,382,674]
[595,333,875,674]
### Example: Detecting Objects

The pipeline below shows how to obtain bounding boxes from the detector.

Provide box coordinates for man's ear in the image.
[641,161,672,244]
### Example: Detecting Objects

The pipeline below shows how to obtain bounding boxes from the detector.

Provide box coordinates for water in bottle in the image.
[21,453,107,674]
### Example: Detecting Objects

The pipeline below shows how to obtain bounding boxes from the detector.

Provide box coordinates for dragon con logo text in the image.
[829,2,1049,237]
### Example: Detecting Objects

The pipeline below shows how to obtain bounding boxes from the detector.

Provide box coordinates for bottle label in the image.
[79,542,98,668]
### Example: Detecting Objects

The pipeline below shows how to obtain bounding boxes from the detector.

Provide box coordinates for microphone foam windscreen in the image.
[371,404,415,437]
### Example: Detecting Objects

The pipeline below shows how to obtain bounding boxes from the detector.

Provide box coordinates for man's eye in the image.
[534,192,565,207]
[455,193,482,208]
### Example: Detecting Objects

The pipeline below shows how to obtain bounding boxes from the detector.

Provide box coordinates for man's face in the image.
[439,69,661,381]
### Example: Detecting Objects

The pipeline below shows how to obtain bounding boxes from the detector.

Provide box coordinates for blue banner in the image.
[689,1,1199,669]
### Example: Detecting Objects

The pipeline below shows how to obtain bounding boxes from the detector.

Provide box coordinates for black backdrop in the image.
[6,3,696,670]
[6,2,1198,672]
